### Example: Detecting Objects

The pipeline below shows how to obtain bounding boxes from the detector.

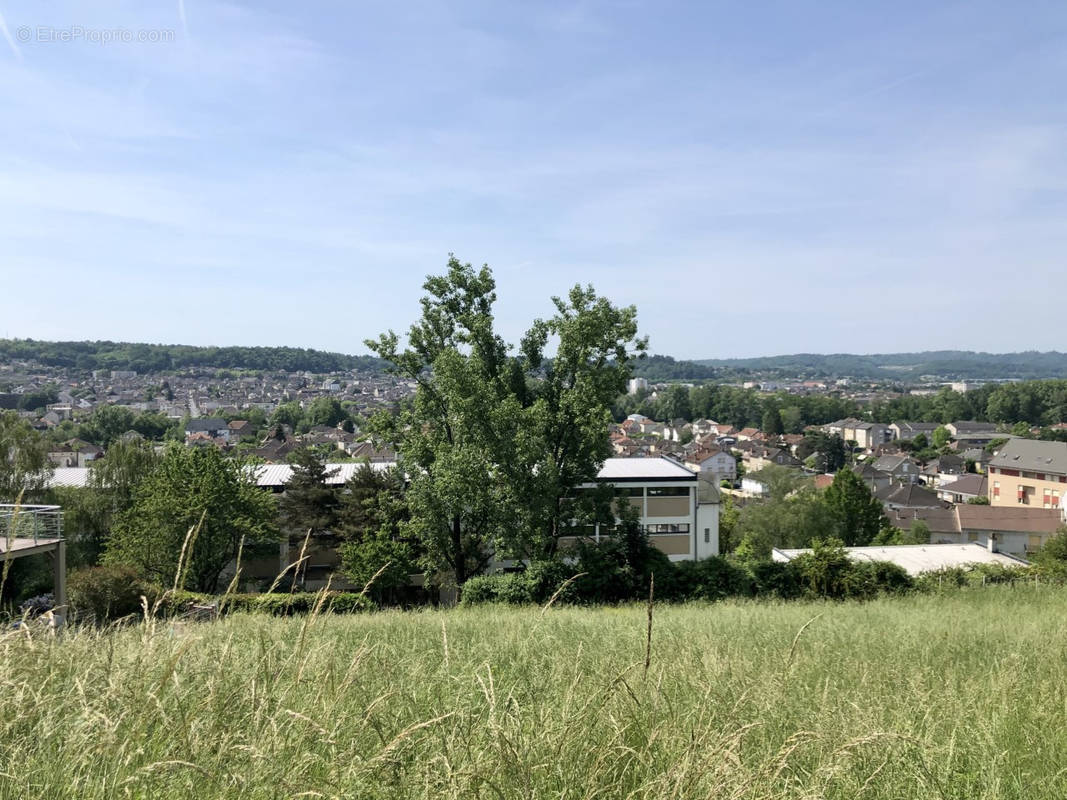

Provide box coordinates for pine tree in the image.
[277,447,340,536]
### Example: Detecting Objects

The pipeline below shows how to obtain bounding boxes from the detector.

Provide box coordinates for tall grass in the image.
[2,587,1066,798]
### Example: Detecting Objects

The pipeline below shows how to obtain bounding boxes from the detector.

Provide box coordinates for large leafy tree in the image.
[367,257,644,584]
[105,444,277,591]
[823,468,888,546]
[0,411,52,503]
[515,285,645,558]
[366,257,517,587]
[53,438,161,565]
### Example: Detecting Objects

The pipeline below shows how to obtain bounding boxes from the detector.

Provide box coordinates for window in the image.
[617,487,644,498]
[704,528,710,544]
[645,523,690,534]
[648,486,690,497]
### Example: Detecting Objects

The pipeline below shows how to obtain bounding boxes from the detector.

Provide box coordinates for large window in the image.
[644,523,689,534]
[647,486,689,497]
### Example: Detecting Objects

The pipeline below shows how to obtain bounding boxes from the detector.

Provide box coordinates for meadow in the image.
[2,587,1066,799]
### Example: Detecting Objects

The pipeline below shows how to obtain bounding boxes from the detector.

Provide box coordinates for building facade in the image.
[987,439,1067,510]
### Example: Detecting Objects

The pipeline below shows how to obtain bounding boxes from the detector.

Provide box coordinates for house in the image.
[945,421,997,438]
[987,439,1067,509]
[936,474,989,504]
[228,420,254,440]
[851,462,892,494]
[47,438,104,468]
[921,454,966,488]
[876,482,947,510]
[737,441,802,473]
[870,454,920,483]
[825,418,891,451]
[684,446,736,484]
[884,505,1063,557]
[185,417,230,442]
[889,421,939,442]
[772,542,1026,576]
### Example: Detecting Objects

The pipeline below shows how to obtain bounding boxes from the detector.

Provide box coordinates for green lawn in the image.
[2,587,1066,799]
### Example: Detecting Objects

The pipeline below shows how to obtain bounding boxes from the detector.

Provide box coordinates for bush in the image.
[459,575,507,606]
[671,557,753,601]
[68,565,153,623]
[522,560,579,604]
[843,560,913,599]
[747,560,801,599]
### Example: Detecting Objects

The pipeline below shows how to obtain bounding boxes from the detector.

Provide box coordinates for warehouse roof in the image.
[772,543,1028,576]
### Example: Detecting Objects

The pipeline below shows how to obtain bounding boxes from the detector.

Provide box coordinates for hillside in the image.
[5,589,1067,798]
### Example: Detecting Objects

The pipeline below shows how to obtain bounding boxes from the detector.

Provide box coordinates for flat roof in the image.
[252,462,394,488]
[596,457,696,482]
[772,543,1027,576]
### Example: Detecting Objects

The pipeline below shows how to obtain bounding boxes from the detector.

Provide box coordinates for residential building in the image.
[936,474,988,504]
[684,446,736,484]
[47,438,104,468]
[870,454,920,483]
[888,421,940,442]
[945,421,997,438]
[885,505,1063,557]
[876,482,947,511]
[185,417,231,442]
[987,439,1067,509]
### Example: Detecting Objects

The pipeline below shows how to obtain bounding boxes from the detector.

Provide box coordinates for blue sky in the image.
[1,1,1065,360]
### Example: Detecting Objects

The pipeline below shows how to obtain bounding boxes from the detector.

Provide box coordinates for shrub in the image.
[843,560,913,599]
[672,557,753,601]
[68,565,153,623]
[747,560,801,599]
[458,575,507,606]
[522,560,578,604]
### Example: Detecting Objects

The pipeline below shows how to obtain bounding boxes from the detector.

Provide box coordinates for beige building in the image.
[568,457,721,561]
[987,439,1067,511]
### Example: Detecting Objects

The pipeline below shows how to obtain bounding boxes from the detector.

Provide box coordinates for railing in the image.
[0,505,64,546]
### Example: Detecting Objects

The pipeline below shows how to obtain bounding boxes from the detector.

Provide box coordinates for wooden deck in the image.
[0,537,64,557]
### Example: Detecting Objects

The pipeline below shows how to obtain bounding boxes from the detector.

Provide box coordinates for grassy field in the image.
[2,587,1067,799]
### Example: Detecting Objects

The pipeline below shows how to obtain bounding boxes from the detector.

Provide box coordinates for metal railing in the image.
[1,504,64,546]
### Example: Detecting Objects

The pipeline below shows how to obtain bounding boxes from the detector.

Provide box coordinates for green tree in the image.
[0,411,52,502]
[79,405,137,446]
[338,464,415,603]
[1032,527,1067,577]
[53,439,162,565]
[823,468,888,546]
[761,406,783,436]
[105,444,277,592]
[278,448,340,536]
[366,258,516,587]
[305,397,347,428]
[932,426,952,449]
[514,284,645,558]
[912,432,929,451]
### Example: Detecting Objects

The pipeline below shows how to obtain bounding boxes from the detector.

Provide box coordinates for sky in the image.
[1,1,1065,360]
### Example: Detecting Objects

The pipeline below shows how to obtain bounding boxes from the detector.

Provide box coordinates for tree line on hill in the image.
[0,339,388,374]
[613,380,1067,432]
[695,350,1067,380]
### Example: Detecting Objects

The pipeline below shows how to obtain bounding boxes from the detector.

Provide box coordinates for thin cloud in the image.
[0,8,23,62]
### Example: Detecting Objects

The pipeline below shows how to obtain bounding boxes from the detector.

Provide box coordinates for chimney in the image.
[987,534,997,553]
